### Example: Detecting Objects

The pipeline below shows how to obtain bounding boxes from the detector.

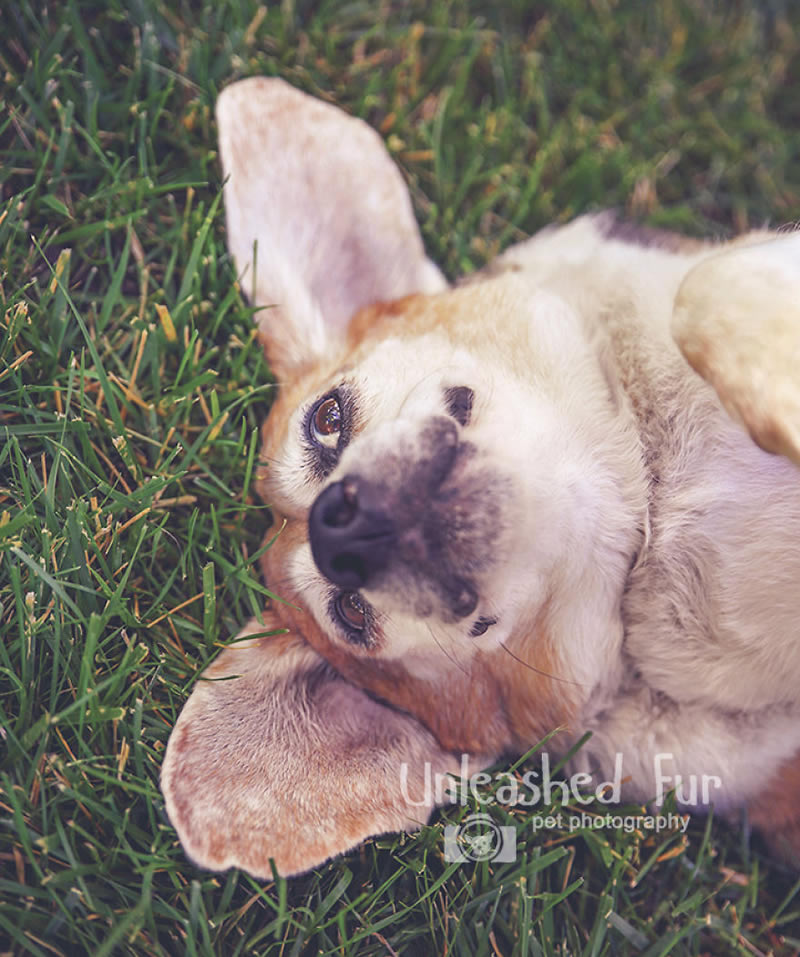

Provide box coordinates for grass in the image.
[2,0,800,953]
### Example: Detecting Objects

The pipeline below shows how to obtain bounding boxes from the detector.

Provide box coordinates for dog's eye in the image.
[445,386,474,427]
[305,388,354,479]
[335,591,368,635]
[310,395,342,448]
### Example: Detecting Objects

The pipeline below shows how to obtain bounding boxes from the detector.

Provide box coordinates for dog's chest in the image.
[570,305,800,809]
[601,306,800,714]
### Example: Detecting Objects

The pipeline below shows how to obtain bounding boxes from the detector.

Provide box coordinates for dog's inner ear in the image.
[217,77,447,380]
[161,615,471,878]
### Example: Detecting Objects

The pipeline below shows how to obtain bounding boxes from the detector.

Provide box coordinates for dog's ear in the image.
[161,614,464,878]
[216,77,446,379]
[673,232,800,466]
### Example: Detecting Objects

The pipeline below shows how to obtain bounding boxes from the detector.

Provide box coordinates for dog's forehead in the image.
[342,274,572,389]
[345,331,482,404]
[270,273,568,411]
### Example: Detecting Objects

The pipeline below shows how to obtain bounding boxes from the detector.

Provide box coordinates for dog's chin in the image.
[312,479,511,628]
[360,485,507,624]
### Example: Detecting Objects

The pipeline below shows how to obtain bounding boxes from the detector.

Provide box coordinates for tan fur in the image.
[673,233,800,464]
[162,616,469,877]
[748,751,800,865]
[162,78,800,878]
[258,515,575,756]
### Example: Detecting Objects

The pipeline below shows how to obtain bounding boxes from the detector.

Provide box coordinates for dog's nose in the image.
[308,477,396,589]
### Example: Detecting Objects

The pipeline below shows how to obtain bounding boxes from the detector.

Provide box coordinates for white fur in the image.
[501,218,800,805]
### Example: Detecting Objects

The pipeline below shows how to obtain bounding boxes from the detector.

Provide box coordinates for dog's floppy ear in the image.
[217,77,446,379]
[161,614,464,878]
[673,232,800,466]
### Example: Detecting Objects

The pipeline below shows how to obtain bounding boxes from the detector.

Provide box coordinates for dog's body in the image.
[162,78,800,877]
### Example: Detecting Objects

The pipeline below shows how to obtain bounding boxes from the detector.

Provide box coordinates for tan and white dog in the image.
[161,77,800,878]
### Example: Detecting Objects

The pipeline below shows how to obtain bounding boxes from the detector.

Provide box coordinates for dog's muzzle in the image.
[307,418,490,620]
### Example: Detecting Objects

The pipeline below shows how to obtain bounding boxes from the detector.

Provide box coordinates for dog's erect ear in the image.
[216,77,446,379]
[161,615,466,878]
[673,232,800,466]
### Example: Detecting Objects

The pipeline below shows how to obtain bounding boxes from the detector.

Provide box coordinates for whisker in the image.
[395,360,465,417]
[424,620,472,677]
[498,640,586,688]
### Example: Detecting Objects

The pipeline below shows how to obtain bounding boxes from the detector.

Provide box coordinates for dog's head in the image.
[161,78,643,877]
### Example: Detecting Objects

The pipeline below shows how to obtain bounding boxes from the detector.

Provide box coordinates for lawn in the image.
[2,0,800,953]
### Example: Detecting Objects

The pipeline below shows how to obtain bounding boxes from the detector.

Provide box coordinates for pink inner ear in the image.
[216,77,446,377]
[161,628,479,878]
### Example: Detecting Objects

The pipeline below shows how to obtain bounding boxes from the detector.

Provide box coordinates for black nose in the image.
[308,477,395,589]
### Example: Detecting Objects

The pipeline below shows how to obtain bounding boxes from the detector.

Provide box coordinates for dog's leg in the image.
[672,232,800,466]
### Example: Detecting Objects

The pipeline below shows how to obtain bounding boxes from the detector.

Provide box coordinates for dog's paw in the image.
[672,233,800,466]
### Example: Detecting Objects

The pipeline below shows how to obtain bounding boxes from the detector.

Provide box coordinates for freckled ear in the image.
[216,77,446,380]
[672,232,800,466]
[161,615,466,878]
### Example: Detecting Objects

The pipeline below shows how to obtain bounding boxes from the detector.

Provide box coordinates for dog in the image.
[161,77,800,878]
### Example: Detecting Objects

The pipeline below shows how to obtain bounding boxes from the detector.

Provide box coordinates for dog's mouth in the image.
[307,417,503,622]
